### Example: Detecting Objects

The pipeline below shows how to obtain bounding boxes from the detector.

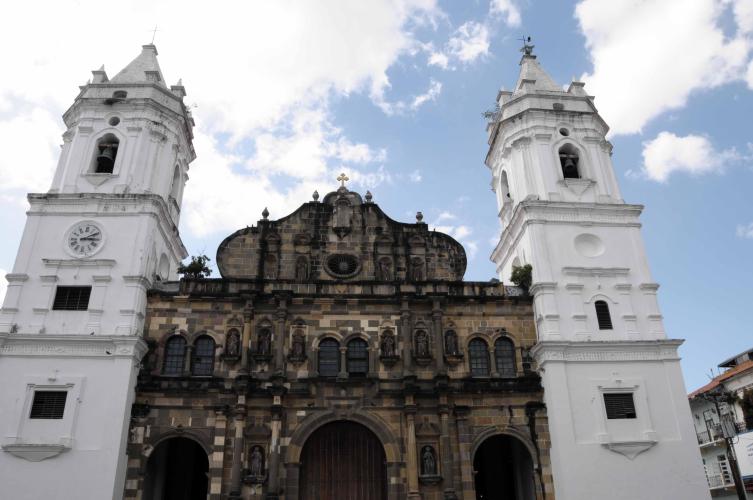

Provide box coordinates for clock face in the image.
[67,222,103,256]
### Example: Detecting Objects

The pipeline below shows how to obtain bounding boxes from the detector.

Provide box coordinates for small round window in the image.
[108,117,120,126]
[325,254,360,278]
[559,127,569,136]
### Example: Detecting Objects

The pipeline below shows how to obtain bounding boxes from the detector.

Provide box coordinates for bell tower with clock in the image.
[0,45,194,500]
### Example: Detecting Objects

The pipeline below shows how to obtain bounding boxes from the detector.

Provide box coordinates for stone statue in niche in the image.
[444,329,459,356]
[257,328,271,356]
[225,328,241,358]
[421,446,437,476]
[380,331,396,357]
[249,446,264,478]
[332,197,353,238]
[377,257,392,281]
[290,330,306,360]
[295,256,309,281]
[264,255,278,279]
[409,257,425,281]
[415,330,429,358]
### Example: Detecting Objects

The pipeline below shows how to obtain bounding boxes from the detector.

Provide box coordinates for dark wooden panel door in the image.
[299,421,386,500]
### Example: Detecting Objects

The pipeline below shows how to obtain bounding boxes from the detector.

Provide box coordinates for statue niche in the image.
[243,445,266,484]
[413,329,431,365]
[254,327,272,362]
[379,329,399,366]
[288,330,306,363]
[332,196,352,239]
[295,256,309,281]
[409,257,425,282]
[419,445,440,482]
[223,328,241,360]
[444,328,463,365]
[376,257,393,281]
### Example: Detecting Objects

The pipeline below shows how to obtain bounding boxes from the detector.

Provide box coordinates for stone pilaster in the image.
[439,402,457,500]
[454,406,474,500]
[273,296,287,376]
[240,296,254,371]
[405,400,421,500]
[228,401,247,499]
[432,298,445,375]
[400,300,413,377]
[265,394,284,500]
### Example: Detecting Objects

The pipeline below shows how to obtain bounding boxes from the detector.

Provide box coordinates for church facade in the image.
[0,42,710,500]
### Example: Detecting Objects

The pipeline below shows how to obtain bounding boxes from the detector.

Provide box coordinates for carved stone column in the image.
[439,402,457,500]
[266,394,284,500]
[338,346,348,379]
[241,296,254,371]
[228,400,247,499]
[405,402,421,500]
[432,299,445,375]
[400,300,413,377]
[273,296,287,376]
[454,406,474,500]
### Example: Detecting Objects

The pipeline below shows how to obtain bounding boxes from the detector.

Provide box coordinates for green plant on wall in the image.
[177,254,212,279]
[510,264,532,292]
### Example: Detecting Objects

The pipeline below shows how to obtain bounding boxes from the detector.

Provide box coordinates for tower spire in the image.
[109,44,166,87]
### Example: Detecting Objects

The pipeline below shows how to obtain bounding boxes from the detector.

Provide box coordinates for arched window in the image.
[94,134,119,174]
[169,165,182,202]
[494,337,516,377]
[558,144,580,179]
[347,338,368,376]
[163,336,186,375]
[595,300,613,330]
[192,335,215,376]
[469,339,490,377]
[318,338,340,377]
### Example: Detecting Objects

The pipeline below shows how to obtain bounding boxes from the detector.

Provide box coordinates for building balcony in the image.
[706,473,734,490]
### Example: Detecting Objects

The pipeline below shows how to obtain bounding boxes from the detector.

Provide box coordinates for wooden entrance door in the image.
[299,420,386,500]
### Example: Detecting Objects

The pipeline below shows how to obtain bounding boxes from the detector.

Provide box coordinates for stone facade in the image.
[124,186,552,500]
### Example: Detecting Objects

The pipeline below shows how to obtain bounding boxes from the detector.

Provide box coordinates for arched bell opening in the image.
[298,420,387,500]
[142,436,209,500]
[473,434,537,500]
[558,143,580,179]
[94,133,120,174]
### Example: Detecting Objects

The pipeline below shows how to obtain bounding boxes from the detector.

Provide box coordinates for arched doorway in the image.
[299,420,386,500]
[473,434,536,500]
[143,437,209,500]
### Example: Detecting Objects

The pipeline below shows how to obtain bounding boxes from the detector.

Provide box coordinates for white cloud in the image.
[428,51,449,69]
[640,131,738,182]
[431,213,478,258]
[0,269,6,306]
[489,0,522,27]
[576,0,753,135]
[411,80,443,109]
[447,22,491,63]
[409,170,423,182]
[737,222,753,239]
[373,78,444,115]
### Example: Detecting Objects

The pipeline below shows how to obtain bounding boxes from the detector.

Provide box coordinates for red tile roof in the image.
[688,359,753,399]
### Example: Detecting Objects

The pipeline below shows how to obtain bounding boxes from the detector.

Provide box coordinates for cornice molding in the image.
[531,339,683,365]
[0,333,148,360]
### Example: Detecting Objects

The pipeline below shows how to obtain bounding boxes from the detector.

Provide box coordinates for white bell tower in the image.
[0,45,194,500]
[486,43,709,500]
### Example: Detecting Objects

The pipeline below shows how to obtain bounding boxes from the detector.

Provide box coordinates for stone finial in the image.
[520,36,535,56]
[312,190,319,201]
[416,211,424,223]
[262,207,269,220]
[365,191,373,202]
[91,65,109,84]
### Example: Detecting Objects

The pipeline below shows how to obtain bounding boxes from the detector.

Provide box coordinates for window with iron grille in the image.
[595,300,613,330]
[163,336,187,375]
[29,391,67,419]
[494,337,516,377]
[52,286,91,311]
[191,335,215,376]
[318,338,340,377]
[604,393,636,419]
[347,338,368,376]
[469,339,490,377]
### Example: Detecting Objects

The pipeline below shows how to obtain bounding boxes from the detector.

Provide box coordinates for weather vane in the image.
[150,25,159,45]
[337,172,349,188]
[519,36,534,56]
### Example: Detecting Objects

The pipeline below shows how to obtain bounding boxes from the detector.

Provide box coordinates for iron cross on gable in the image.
[337,173,349,188]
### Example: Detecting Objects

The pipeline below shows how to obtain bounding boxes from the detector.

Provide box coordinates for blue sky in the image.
[0,0,751,392]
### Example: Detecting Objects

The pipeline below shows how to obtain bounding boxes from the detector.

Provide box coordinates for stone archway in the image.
[298,420,387,500]
[473,434,537,500]
[142,437,209,500]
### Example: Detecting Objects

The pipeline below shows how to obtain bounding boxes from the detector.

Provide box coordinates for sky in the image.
[0,0,752,393]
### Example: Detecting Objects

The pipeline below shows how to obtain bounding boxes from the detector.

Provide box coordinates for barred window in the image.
[469,339,490,377]
[192,335,215,376]
[318,338,340,377]
[595,300,613,330]
[347,338,368,376]
[163,336,186,375]
[29,391,67,419]
[52,286,91,311]
[494,337,516,377]
[604,393,637,419]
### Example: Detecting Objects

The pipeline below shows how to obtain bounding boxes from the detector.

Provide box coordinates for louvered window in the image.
[52,286,91,311]
[318,338,340,377]
[347,338,368,376]
[469,339,490,377]
[494,337,516,377]
[29,391,67,419]
[604,393,636,419]
[191,335,215,376]
[163,336,186,375]
[595,300,613,330]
